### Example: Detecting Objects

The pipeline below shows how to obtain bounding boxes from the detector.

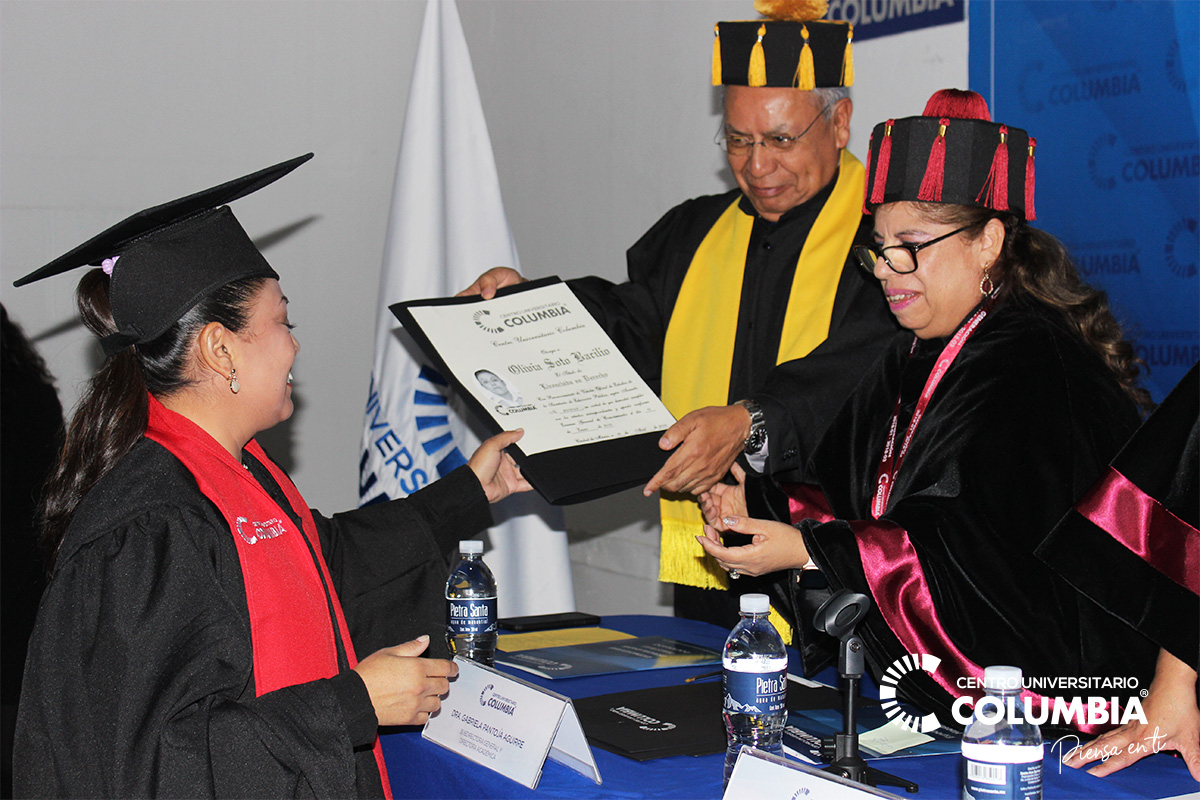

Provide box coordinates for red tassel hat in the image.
[863,89,1036,221]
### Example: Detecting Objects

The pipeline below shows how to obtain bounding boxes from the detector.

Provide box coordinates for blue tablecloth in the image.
[381,615,1197,799]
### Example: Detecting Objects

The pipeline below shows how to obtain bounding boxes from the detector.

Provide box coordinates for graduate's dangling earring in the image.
[229,368,240,394]
[979,264,994,297]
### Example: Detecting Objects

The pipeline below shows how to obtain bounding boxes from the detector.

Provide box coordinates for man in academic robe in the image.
[462,7,896,659]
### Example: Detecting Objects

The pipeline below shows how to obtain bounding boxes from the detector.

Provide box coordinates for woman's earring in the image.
[979,266,994,297]
[229,368,240,394]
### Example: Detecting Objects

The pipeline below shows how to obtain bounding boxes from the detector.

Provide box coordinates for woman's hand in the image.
[354,636,459,727]
[698,463,748,531]
[468,430,533,503]
[1062,649,1199,781]
[694,514,809,578]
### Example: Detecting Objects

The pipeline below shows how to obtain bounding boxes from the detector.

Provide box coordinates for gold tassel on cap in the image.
[755,0,829,21]
[749,24,767,86]
[841,25,854,86]
[795,24,815,90]
[712,24,722,86]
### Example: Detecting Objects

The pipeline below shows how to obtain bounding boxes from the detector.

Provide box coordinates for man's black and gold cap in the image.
[713,0,853,89]
[14,153,312,355]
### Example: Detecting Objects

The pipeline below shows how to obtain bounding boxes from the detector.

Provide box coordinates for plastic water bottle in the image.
[445,540,497,667]
[722,593,787,786]
[962,665,1043,800]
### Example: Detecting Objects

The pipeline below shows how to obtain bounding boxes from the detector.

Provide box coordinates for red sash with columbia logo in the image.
[145,395,392,796]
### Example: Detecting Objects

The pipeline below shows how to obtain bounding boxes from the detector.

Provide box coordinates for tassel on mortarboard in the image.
[976,125,1010,211]
[870,120,894,205]
[917,118,949,202]
[1025,137,1037,221]
[841,25,854,86]
[749,24,767,87]
[712,24,722,86]
[795,25,816,90]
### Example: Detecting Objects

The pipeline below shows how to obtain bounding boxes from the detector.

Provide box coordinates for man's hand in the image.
[457,267,526,298]
[354,636,459,727]
[643,404,751,497]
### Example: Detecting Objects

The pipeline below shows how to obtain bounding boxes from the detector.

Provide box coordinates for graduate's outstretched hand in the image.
[1062,650,1200,781]
[457,267,526,298]
[468,429,533,503]
[644,404,750,497]
[698,463,748,531]
[694,514,808,578]
[355,636,458,726]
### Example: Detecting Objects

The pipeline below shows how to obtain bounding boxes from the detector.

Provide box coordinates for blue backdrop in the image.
[969,0,1199,402]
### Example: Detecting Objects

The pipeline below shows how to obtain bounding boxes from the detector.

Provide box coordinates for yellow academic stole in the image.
[658,149,866,640]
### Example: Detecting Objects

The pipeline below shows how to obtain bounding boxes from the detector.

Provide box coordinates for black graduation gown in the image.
[1037,361,1199,671]
[14,438,491,798]
[568,182,899,482]
[792,297,1159,726]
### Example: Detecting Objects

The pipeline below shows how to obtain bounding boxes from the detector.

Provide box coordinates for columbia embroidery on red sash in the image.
[145,396,393,796]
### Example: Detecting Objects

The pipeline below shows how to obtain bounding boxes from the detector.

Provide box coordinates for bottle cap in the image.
[982,665,1023,692]
[459,540,484,555]
[739,593,770,614]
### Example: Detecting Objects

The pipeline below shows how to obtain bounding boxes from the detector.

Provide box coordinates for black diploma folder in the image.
[390,277,671,504]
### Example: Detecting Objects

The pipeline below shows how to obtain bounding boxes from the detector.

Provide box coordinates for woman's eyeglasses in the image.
[853,224,976,275]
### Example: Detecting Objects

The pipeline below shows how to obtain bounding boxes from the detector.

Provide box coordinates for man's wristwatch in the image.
[736,399,767,454]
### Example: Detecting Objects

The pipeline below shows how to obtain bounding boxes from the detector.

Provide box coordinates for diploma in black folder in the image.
[390,278,677,504]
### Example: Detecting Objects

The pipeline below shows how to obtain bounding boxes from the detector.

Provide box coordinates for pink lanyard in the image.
[870,299,995,519]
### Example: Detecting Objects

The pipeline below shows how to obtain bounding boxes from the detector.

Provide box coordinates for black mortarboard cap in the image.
[863,90,1037,220]
[14,153,313,354]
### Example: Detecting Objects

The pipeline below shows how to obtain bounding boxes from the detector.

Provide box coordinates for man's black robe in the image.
[568,183,899,483]
[14,439,490,798]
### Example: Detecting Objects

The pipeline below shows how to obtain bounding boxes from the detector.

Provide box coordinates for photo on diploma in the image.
[391,278,677,504]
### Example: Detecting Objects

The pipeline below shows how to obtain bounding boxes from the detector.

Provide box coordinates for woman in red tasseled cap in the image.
[697,89,1165,742]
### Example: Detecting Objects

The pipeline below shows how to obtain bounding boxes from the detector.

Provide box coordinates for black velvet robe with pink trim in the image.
[1037,361,1198,672]
[786,296,1159,727]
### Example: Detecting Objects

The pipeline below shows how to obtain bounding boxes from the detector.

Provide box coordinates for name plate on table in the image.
[724,748,904,800]
[390,278,677,504]
[422,657,601,789]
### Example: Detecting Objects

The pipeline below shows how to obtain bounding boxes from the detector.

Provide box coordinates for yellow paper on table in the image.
[497,627,636,652]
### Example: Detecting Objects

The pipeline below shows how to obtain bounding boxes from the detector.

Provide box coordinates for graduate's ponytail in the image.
[39,270,266,571]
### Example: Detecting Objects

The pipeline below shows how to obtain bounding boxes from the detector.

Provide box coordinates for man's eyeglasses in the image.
[853,224,977,275]
[717,105,828,155]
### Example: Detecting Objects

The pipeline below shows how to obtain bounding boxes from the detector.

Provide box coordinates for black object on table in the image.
[815,589,919,793]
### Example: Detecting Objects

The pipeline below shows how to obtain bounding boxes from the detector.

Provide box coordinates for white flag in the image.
[359,0,572,616]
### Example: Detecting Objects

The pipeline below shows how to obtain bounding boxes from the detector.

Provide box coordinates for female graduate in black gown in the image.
[697,91,1160,737]
[11,154,531,798]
